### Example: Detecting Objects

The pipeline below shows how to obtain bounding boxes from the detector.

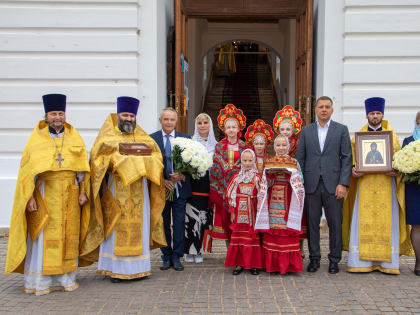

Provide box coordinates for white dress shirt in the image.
[317,119,331,152]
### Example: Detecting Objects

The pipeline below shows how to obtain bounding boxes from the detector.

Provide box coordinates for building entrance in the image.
[171,0,313,133]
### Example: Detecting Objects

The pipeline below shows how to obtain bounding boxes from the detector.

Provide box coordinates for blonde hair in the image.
[196,113,210,123]
[274,134,290,147]
[416,111,420,123]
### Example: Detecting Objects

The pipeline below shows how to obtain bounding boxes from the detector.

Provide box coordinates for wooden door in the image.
[295,0,313,125]
[175,0,188,132]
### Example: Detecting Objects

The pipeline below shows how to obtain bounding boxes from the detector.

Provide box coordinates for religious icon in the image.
[364,141,384,165]
[355,131,393,173]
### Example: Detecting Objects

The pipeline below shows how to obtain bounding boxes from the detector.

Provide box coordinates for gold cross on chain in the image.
[56,153,64,167]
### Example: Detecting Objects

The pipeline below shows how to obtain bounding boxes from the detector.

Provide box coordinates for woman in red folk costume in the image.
[244,119,274,174]
[210,104,247,244]
[273,106,307,250]
[225,149,263,275]
[255,135,305,274]
[273,105,303,158]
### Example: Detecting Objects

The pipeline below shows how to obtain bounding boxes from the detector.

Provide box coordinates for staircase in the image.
[203,55,278,141]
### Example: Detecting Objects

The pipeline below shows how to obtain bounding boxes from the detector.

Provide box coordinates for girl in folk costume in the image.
[225,149,263,275]
[273,105,303,159]
[273,106,308,248]
[210,104,247,243]
[244,119,275,174]
[184,113,217,263]
[255,135,305,274]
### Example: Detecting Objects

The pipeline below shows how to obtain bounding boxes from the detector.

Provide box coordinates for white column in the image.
[315,0,345,123]
[138,0,174,133]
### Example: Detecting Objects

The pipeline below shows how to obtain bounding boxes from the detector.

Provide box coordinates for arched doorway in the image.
[201,40,284,140]
[172,0,313,133]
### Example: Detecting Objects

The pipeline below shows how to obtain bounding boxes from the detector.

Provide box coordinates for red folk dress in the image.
[262,172,302,274]
[210,139,247,240]
[224,174,263,269]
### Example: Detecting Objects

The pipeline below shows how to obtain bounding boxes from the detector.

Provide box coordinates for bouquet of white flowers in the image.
[166,137,213,200]
[392,139,420,183]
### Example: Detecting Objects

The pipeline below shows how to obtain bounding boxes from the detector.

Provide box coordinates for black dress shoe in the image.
[414,269,420,276]
[250,268,259,275]
[232,266,244,275]
[307,259,320,272]
[328,261,339,274]
[110,277,122,283]
[172,257,184,271]
[160,260,172,270]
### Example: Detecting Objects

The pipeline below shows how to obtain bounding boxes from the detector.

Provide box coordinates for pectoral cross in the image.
[56,153,64,168]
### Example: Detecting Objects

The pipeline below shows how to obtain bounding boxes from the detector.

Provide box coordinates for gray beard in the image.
[118,117,136,133]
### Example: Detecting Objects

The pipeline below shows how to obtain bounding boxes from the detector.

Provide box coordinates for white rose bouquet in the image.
[166,137,213,200]
[392,139,420,183]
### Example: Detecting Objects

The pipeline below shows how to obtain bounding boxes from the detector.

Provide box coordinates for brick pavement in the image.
[0,235,419,315]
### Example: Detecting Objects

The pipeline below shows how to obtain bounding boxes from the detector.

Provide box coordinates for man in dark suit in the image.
[297,96,352,274]
[150,107,192,271]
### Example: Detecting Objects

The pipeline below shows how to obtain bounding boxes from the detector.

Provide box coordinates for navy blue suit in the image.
[150,130,192,262]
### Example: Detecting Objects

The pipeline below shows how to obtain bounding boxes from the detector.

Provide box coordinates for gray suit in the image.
[297,120,352,263]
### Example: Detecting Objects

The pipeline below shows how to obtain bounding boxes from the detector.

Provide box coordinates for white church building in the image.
[0,0,419,228]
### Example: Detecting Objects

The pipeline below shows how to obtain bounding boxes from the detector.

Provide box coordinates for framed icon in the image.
[355,131,394,173]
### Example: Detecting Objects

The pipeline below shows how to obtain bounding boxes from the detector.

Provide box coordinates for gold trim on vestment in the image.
[341,121,414,259]
[41,171,79,275]
[79,114,166,264]
[113,174,144,256]
[101,176,121,239]
[100,252,150,261]
[97,270,151,279]
[358,173,392,262]
[24,282,79,296]
[26,184,49,241]
[5,121,90,275]
[346,266,400,275]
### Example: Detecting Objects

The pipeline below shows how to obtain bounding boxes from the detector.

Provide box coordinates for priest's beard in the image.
[368,117,382,128]
[118,117,136,133]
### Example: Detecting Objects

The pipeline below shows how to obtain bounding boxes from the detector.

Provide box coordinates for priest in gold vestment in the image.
[80,97,166,282]
[5,94,90,295]
[343,97,413,274]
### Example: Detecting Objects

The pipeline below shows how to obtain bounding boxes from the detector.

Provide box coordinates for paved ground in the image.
[0,233,419,315]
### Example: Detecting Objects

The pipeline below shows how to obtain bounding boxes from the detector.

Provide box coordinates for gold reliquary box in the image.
[264,155,297,170]
[119,143,152,156]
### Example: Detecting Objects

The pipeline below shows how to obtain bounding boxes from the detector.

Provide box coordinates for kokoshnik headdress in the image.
[217,104,246,131]
[273,105,303,135]
[244,119,275,146]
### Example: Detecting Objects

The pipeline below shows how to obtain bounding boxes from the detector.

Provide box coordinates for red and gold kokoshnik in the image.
[273,105,303,135]
[244,119,275,146]
[217,104,247,131]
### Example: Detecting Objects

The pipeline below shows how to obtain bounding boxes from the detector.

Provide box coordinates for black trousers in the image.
[305,179,343,263]
[160,197,187,261]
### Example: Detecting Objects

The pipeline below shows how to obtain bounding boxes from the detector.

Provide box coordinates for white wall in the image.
[0,0,173,228]
[317,0,420,138]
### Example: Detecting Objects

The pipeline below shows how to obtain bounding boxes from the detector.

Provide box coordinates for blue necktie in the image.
[164,134,173,177]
